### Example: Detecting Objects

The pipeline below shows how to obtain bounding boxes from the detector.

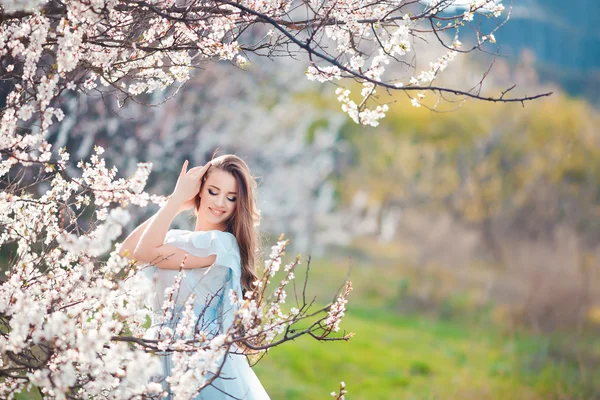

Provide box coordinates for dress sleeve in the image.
[164,230,243,333]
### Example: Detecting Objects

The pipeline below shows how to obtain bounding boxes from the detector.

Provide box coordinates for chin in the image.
[205,209,229,223]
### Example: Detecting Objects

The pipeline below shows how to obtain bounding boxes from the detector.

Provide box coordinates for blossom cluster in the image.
[324,281,353,333]
[305,0,506,124]
[330,381,348,400]
[1,0,510,163]
[0,142,168,397]
[224,236,353,357]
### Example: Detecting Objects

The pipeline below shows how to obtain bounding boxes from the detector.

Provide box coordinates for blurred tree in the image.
[341,93,600,264]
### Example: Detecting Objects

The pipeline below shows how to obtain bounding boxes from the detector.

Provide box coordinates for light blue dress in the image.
[141,229,270,400]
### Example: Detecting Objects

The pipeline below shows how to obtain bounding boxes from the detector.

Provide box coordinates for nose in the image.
[214,195,225,209]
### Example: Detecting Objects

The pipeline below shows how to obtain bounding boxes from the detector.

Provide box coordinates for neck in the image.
[195,216,226,232]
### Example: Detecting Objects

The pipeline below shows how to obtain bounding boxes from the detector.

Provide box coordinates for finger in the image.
[199,163,212,177]
[180,160,188,176]
[199,163,211,173]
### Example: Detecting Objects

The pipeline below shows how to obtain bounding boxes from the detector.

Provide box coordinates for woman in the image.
[119,155,269,399]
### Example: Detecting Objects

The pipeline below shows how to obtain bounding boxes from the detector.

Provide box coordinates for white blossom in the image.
[325,281,353,332]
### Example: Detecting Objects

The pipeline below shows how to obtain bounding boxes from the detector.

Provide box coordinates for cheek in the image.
[228,202,237,214]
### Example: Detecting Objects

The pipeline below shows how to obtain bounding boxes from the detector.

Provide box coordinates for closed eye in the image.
[208,188,236,202]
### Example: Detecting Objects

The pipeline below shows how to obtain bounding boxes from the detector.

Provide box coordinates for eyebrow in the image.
[208,185,237,195]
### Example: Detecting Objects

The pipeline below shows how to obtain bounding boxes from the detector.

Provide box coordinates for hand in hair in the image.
[171,160,211,204]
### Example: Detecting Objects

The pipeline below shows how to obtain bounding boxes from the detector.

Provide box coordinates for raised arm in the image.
[130,160,214,270]
[118,214,155,259]
[118,197,192,258]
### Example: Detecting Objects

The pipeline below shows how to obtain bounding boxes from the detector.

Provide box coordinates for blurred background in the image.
[46,1,600,398]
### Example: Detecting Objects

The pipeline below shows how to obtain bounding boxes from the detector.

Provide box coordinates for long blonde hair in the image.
[194,155,260,294]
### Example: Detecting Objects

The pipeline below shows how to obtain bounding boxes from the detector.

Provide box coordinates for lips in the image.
[209,207,226,217]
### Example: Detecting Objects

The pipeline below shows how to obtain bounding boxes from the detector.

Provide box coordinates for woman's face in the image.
[199,168,238,228]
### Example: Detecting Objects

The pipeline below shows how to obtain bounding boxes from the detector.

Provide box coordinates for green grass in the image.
[251,257,600,400]
[254,304,599,399]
